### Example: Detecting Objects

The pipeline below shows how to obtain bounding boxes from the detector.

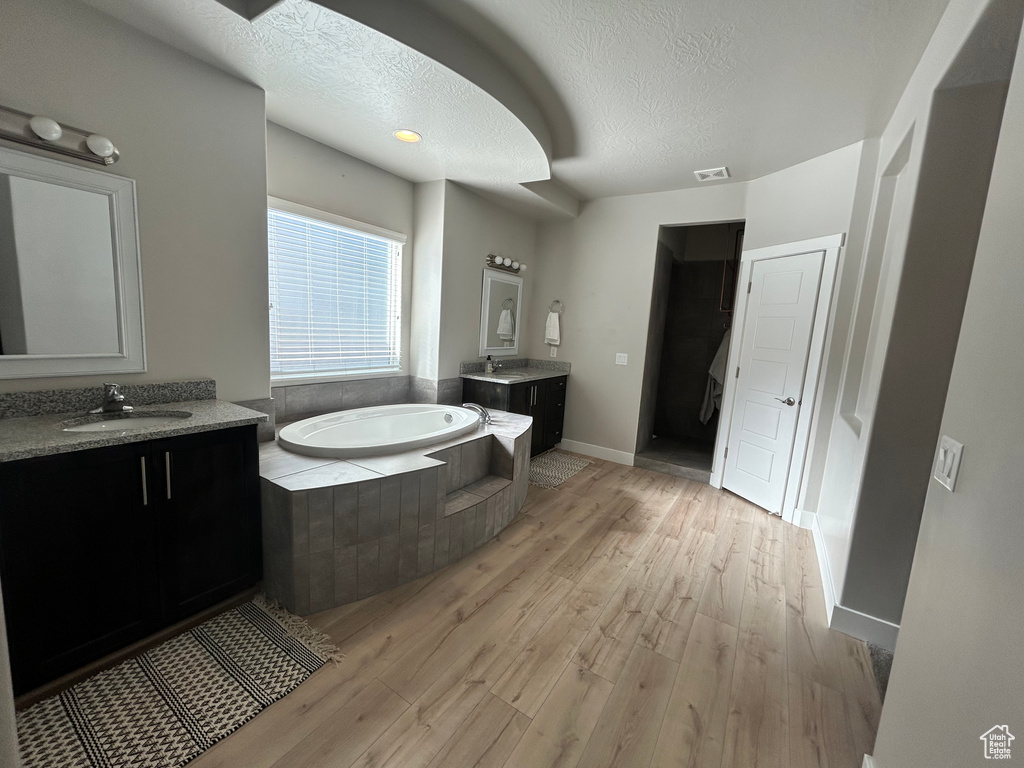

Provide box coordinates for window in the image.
[267,200,403,380]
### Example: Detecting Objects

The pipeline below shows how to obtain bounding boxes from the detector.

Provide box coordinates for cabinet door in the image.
[525,383,547,456]
[151,426,260,622]
[508,382,531,415]
[543,377,567,451]
[0,445,160,695]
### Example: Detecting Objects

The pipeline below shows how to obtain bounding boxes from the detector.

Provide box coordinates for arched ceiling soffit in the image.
[82,0,556,208]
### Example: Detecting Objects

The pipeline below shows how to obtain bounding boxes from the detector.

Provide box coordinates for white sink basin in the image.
[61,412,192,432]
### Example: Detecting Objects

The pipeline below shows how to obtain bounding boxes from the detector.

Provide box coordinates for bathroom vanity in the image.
[0,399,265,696]
[461,369,567,455]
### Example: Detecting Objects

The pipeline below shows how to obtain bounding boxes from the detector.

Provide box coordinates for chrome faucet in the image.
[462,403,492,424]
[492,359,504,372]
[90,383,134,414]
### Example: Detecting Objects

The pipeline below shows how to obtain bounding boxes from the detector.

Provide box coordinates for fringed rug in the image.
[17,595,340,768]
[529,450,592,488]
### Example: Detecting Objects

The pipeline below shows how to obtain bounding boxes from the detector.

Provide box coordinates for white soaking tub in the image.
[278,403,481,459]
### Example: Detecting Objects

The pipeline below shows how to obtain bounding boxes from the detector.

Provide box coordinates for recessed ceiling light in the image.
[393,129,422,143]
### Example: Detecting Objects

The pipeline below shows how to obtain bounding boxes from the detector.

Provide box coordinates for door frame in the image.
[710,233,844,523]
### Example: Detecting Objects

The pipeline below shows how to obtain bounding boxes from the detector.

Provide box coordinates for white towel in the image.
[496,309,515,340]
[700,328,731,424]
[545,311,560,345]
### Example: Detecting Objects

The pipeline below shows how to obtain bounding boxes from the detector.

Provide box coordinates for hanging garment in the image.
[700,328,731,424]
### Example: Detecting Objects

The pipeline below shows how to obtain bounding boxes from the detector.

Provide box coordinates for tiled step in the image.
[444,474,512,517]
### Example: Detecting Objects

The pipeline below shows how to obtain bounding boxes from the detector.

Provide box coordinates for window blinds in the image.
[268,208,402,378]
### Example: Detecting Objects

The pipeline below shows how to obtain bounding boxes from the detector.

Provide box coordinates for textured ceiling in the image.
[421,0,951,199]
[82,0,951,217]
[81,0,552,199]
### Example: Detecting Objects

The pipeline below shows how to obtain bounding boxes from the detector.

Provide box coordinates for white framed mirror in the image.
[0,144,145,378]
[479,268,522,357]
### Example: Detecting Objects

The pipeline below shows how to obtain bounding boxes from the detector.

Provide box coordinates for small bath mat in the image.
[529,451,592,489]
[16,594,340,768]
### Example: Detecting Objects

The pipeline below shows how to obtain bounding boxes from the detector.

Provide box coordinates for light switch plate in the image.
[550,346,557,358]
[615,353,628,366]
[933,435,964,492]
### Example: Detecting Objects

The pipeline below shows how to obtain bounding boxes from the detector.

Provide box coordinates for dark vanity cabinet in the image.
[463,375,567,456]
[0,425,260,695]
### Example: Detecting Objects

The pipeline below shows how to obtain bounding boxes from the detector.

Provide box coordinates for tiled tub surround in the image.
[272,375,410,423]
[0,399,268,462]
[259,410,532,615]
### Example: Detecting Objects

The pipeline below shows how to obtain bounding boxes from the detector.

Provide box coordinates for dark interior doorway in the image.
[635,221,744,480]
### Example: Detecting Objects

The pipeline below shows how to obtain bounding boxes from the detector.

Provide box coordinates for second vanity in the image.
[0,390,266,697]
[461,366,568,455]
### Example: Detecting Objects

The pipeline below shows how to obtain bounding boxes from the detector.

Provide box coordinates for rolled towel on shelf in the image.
[496,309,515,340]
[545,311,560,346]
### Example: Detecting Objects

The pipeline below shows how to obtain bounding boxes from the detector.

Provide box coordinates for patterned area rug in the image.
[17,595,340,768]
[529,450,593,489]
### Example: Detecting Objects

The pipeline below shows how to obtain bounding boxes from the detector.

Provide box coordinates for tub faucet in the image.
[90,383,134,414]
[462,403,492,424]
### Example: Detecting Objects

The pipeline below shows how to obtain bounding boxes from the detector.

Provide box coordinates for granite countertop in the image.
[0,400,268,463]
[460,367,568,385]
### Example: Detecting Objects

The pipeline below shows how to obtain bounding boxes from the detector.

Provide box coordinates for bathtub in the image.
[278,403,482,459]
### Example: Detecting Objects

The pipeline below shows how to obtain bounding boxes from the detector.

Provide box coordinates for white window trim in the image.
[267,197,407,384]
[268,196,407,244]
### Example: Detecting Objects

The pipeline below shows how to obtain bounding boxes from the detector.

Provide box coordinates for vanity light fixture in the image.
[29,116,62,141]
[393,129,422,143]
[85,134,116,159]
[485,254,526,274]
[0,103,120,165]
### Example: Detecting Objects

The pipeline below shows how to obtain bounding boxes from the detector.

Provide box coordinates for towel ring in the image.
[502,298,514,310]
[549,300,564,314]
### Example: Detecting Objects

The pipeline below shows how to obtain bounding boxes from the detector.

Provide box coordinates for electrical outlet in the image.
[615,353,628,366]
[550,346,557,358]
[933,435,964,492]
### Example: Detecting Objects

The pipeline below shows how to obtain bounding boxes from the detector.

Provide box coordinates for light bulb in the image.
[29,116,62,141]
[511,261,520,269]
[519,263,527,271]
[393,129,421,143]
[502,257,512,266]
[86,134,115,158]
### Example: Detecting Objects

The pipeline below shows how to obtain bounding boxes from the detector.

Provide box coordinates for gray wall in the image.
[438,181,537,378]
[814,0,1023,641]
[0,0,270,403]
[873,9,1024,765]
[843,78,1009,623]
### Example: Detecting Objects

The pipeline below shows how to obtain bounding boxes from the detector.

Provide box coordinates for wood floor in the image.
[191,457,882,768]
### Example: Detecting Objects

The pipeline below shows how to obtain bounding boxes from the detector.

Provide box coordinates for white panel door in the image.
[723,250,825,514]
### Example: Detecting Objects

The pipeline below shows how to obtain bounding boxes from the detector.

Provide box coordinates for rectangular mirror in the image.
[0,145,145,378]
[480,268,522,357]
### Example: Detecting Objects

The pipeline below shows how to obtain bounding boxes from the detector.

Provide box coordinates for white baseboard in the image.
[831,604,899,651]
[810,513,900,650]
[557,439,634,466]
[795,508,816,529]
[863,754,876,768]
[811,513,838,622]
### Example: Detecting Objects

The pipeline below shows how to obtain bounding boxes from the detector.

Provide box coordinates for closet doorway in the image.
[635,221,744,481]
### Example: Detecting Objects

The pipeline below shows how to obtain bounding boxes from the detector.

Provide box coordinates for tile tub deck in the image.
[259,409,533,615]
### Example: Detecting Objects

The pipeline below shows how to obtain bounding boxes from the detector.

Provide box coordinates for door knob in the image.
[775,397,796,406]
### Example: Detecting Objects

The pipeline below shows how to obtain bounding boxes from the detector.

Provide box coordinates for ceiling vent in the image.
[694,166,731,182]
